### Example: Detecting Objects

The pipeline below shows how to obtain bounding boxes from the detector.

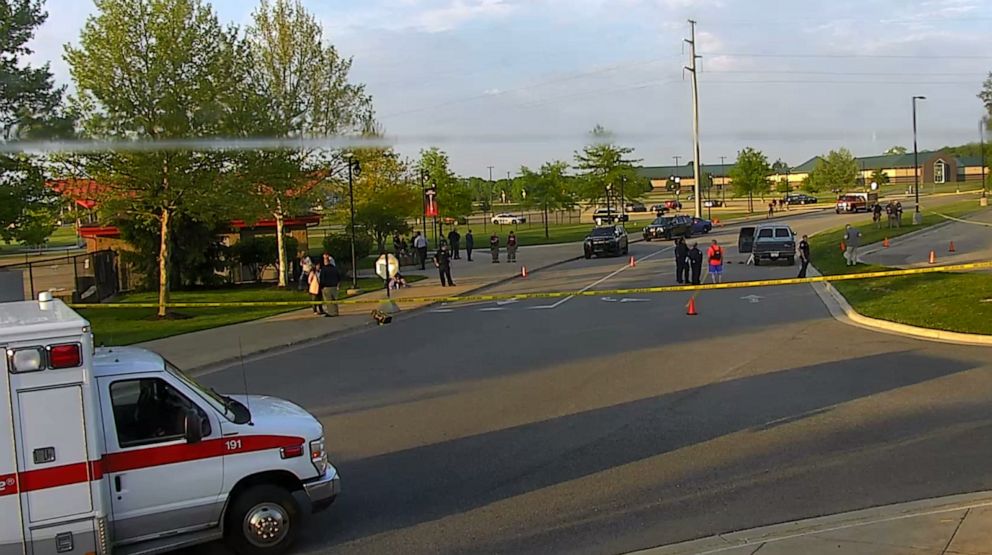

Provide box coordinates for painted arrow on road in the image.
[496,298,520,306]
[601,297,619,302]
[741,294,764,304]
[619,298,650,303]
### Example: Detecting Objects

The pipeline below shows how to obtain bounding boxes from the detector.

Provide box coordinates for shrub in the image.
[321,233,371,271]
[229,235,299,282]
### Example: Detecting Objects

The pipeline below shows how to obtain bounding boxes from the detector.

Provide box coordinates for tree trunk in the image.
[275,208,287,288]
[544,205,549,238]
[157,208,171,318]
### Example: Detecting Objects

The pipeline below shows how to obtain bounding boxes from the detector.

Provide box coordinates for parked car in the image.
[625,201,647,212]
[592,208,629,225]
[664,199,683,210]
[442,215,468,225]
[642,215,693,241]
[741,224,797,265]
[835,192,878,213]
[690,217,713,234]
[650,204,670,214]
[703,199,724,208]
[783,193,818,205]
[492,213,526,225]
[584,224,629,258]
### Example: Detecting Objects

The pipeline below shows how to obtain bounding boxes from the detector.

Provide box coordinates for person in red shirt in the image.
[706,239,724,283]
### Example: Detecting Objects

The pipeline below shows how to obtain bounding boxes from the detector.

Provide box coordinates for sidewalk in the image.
[140,242,581,371]
[636,491,992,555]
[860,207,992,269]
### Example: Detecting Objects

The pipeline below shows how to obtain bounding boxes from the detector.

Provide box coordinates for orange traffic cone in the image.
[840,240,846,252]
[883,237,890,248]
[928,250,936,264]
[629,256,636,268]
[949,241,956,252]
[686,296,698,316]
[521,266,527,277]
[713,218,721,226]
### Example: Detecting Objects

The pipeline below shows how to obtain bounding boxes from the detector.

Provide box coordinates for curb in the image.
[189,253,585,374]
[630,490,992,555]
[808,265,992,347]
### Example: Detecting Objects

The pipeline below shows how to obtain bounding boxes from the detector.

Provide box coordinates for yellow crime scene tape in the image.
[68,260,992,309]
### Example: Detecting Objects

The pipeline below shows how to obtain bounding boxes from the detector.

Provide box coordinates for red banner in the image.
[425,187,438,217]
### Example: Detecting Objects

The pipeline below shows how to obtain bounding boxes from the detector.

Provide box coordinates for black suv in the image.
[784,193,817,205]
[642,215,693,241]
[584,225,629,258]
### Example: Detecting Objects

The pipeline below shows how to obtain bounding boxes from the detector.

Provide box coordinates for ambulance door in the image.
[0,351,26,553]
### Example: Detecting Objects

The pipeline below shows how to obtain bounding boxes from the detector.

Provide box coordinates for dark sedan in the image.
[690,217,713,234]
[642,215,693,241]
[584,225,629,258]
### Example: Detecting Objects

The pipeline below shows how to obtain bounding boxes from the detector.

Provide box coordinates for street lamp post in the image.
[345,153,360,289]
[912,95,926,225]
[719,156,727,204]
[981,116,988,205]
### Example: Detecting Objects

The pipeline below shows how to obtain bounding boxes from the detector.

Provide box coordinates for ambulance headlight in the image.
[310,437,328,475]
[7,348,44,373]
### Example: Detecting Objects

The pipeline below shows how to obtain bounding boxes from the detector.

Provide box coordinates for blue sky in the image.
[27,0,992,176]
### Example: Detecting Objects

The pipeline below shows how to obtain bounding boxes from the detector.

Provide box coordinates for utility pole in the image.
[719,155,727,203]
[981,116,988,205]
[685,19,703,219]
[912,95,926,225]
[673,155,681,167]
[486,165,494,231]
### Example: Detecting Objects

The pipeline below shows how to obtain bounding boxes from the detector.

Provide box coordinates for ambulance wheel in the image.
[227,484,300,555]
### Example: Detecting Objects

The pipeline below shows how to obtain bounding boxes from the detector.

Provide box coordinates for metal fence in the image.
[0,250,121,303]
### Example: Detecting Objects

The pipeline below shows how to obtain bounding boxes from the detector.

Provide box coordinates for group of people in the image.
[872,200,904,229]
[400,228,521,287]
[298,252,341,317]
[673,238,727,285]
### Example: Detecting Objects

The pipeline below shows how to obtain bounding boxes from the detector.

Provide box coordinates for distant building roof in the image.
[637,163,736,180]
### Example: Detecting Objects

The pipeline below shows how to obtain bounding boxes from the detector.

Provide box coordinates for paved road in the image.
[190,195,992,555]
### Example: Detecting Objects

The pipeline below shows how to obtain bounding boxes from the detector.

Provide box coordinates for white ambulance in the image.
[1,294,340,555]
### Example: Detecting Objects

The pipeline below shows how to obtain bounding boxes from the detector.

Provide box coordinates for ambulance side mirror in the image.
[184,410,204,444]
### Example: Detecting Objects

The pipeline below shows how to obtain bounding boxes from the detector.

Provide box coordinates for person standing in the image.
[318,256,340,317]
[308,260,324,315]
[465,229,474,261]
[490,232,500,263]
[886,201,895,228]
[393,233,403,255]
[674,238,690,284]
[506,231,518,263]
[872,202,883,230]
[299,251,312,291]
[413,231,428,270]
[895,201,903,227]
[433,244,455,286]
[447,228,461,259]
[688,242,703,285]
[767,201,774,219]
[843,224,862,266]
[797,234,811,278]
[706,239,724,283]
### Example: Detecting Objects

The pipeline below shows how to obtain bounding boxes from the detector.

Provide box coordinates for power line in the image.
[704,79,978,85]
[701,52,992,60]
[706,70,984,77]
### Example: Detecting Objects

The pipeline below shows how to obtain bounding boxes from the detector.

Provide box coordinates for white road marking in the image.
[620,298,650,303]
[601,297,619,302]
[741,294,764,304]
[496,298,519,306]
[547,246,673,309]
[478,307,507,312]
[430,309,454,313]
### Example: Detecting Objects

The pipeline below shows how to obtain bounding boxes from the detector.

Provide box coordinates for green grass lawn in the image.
[809,200,992,335]
[78,277,420,346]
[0,226,81,253]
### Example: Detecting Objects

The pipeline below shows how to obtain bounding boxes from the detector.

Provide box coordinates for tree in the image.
[728,147,772,213]
[348,149,418,252]
[775,177,790,194]
[869,168,890,188]
[801,174,821,194]
[519,161,570,238]
[65,0,245,317]
[0,0,73,245]
[418,147,473,222]
[239,0,374,287]
[573,125,646,207]
[978,72,992,115]
[809,148,858,193]
[885,146,908,155]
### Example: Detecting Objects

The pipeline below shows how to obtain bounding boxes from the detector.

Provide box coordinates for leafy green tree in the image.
[729,147,772,213]
[775,177,790,194]
[0,0,73,245]
[573,125,646,208]
[239,0,374,287]
[229,235,299,283]
[347,149,419,252]
[981,73,992,114]
[801,174,821,194]
[885,146,908,155]
[65,0,245,317]
[809,148,858,193]
[519,160,570,238]
[418,147,473,221]
[869,169,890,188]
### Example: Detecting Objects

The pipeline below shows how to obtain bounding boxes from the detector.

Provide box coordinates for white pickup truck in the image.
[1,294,339,555]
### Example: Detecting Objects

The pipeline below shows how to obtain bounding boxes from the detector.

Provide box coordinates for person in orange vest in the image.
[706,239,724,283]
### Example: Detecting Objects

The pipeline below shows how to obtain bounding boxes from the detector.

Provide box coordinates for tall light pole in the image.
[419,169,427,239]
[486,165,494,231]
[345,153,361,289]
[720,155,727,203]
[981,116,988,205]
[684,19,703,219]
[912,95,926,225]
